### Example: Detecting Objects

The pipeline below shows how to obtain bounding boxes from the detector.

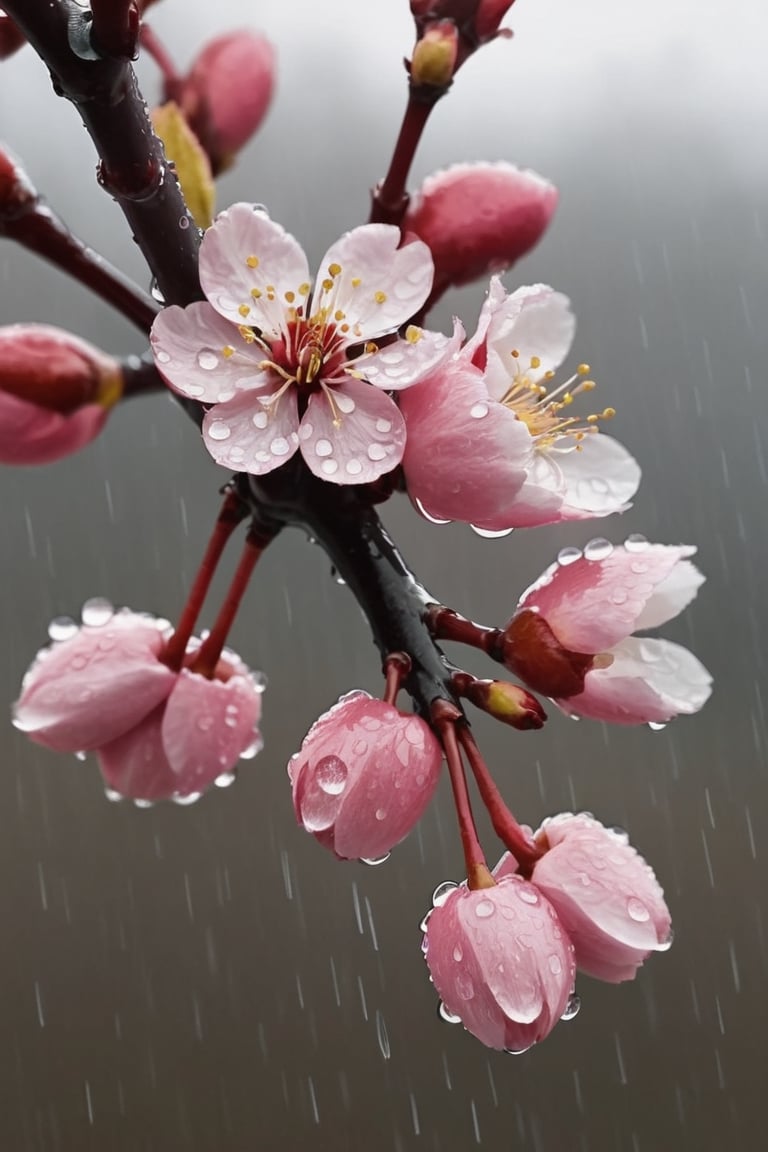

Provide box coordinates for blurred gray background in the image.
[1,1,766,1149]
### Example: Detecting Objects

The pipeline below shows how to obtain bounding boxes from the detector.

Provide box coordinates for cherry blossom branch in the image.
[89,0,140,61]
[370,96,434,225]
[119,352,167,398]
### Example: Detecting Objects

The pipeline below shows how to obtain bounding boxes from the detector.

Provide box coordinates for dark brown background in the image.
[1,1,766,1149]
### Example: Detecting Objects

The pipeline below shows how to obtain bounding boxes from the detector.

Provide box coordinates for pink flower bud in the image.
[175,32,275,174]
[288,691,442,860]
[0,325,122,465]
[460,676,546,729]
[410,20,459,89]
[521,813,672,983]
[423,876,575,1051]
[507,540,712,723]
[404,163,557,299]
[13,607,263,801]
[0,13,25,60]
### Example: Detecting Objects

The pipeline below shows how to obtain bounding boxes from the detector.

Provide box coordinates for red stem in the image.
[90,0,139,60]
[425,604,501,653]
[434,708,494,890]
[161,491,248,672]
[190,528,268,678]
[139,23,181,89]
[458,726,543,874]
[370,95,433,226]
[382,652,412,705]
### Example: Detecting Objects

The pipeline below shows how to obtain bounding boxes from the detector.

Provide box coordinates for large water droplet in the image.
[81,597,114,627]
[471,525,513,539]
[315,755,348,796]
[469,402,489,419]
[413,497,450,526]
[173,791,202,806]
[656,927,674,952]
[150,279,165,304]
[438,1002,462,1025]
[360,853,391,866]
[557,547,582,567]
[452,945,463,963]
[48,616,78,642]
[584,537,614,561]
[624,533,649,552]
[627,897,650,922]
[419,910,432,933]
[214,771,237,788]
[648,721,667,732]
[432,881,458,907]
[207,420,231,441]
[561,992,581,1021]
[517,887,539,906]
[103,788,124,803]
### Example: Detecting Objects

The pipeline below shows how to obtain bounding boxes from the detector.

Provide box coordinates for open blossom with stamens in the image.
[151,204,446,484]
[13,607,263,800]
[502,540,712,723]
[401,279,641,529]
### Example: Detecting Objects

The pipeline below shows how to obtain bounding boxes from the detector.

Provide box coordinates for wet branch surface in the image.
[9,0,465,721]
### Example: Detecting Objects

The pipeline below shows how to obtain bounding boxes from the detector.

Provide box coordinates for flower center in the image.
[500,351,615,451]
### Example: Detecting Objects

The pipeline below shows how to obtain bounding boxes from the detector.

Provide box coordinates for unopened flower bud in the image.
[404,162,557,298]
[0,13,25,60]
[410,21,459,90]
[288,691,442,860]
[461,676,546,729]
[175,32,275,174]
[499,608,594,699]
[0,325,123,465]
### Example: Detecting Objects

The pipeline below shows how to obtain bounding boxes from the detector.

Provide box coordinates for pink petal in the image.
[555,434,641,520]
[519,544,698,653]
[161,668,261,791]
[150,301,268,403]
[0,392,107,466]
[202,386,300,473]
[483,285,575,398]
[312,225,433,340]
[199,204,309,335]
[354,322,461,391]
[13,614,175,751]
[556,637,712,724]
[401,360,532,525]
[301,378,405,484]
[97,705,180,800]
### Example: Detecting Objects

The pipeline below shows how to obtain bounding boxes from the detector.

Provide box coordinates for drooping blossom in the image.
[13,605,262,800]
[0,325,121,466]
[494,813,672,982]
[172,32,275,174]
[422,876,575,1051]
[288,690,443,860]
[151,205,446,484]
[501,539,712,723]
[401,279,641,529]
[404,163,557,302]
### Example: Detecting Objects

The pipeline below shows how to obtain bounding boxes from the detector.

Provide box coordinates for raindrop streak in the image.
[375,1010,391,1059]
[561,992,581,1021]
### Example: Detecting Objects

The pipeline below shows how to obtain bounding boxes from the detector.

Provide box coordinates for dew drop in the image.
[179,214,190,229]
[321,459,339,476]
[74,750,87,762]
[299,422,313,441]
[48,616,78,642]
[315,755,348,796]
[438,1002,462,1025]
[367,443,387,461]
[197,349,218,371]
[375,418,392,434]
[345,459,363,476]
[70,655,88,671]
[627,897,650,922]
[584,537,614,561]
[504,1044,533,1055]
[360,853,391,866]
[432,881,458,907]
[150,280,165,304]
[133,798,155,809]
[471,524,513,539]
[374,807,387,821]
[561,992,581,1021]
[419,910,432,932]
[469,402,489,419]
[249,670,268,693]
[414,497,450,525]
[197,716,214,733]
[270,436,290,456]
[252,410,269,429]
[452,945,463,963]
[173,791,202,806]
[548,954,563,975]
[81,597,114,627]
[239,733,264,760]
[103,788,124,803]
[624,533,649,552]
[207,420,231,441]
[154,349,171,364]
[648,720,667,731]
[335,393,356,414]
[557,547,582,567]
[517,887,539,906]
[214,771,237,788]
[353,739,368,756]
[657,927,675,952]
[315,439,333,457]
[475,899,495,919]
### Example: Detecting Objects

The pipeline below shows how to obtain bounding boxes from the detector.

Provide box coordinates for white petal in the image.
[634,557,704,630]
[202,387,300,474]
[355,322,462,391]
[557,434,641,518]
[311,225,433,340]
[199,204,310,337]
[151,302,267,403]
[486,285,575,385]
[301,378,405,484]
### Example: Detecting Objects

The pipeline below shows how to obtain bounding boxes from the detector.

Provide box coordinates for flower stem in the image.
[139,23,181,88]
[190,525,274,678]
[382,652,412,706]
[161,491,249,672]
[370,94,434,226]
[434,704,494,890]
[425,604,501,653]
[458,725,543,874]
[90,0,139,61]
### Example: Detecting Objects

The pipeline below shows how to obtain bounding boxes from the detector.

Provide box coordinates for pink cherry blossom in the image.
[401,280,641,529]
[423,876,575,1051]
[13,607,262,800]
[507,539,712,723]
[0,325,120,466]
[497,813,672,983]
[151,205,444,485]
[404,163,557,300]
[288,690,443,860]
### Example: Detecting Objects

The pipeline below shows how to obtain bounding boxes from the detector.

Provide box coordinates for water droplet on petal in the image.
[239,733,264,760]
[648,721,667,731]
[374,807,387,821]
[624,533,649,552]
[249,671,268,694]
[103,787,124,803]
[452,945,463,962]
[197,349,218,371]
[74,750,87,762]
[48,617,78,642]
[627,897,650,922]
[197,716,214,732]
[208,420,231,441]
[133,798,155,809]
[414,497,450,525]
[360,853,390,866]
[315,755,348,796]
[376,418,392,434]
[469,402,489,419]
[173,791,202,806]
[321,459,339,476]
[419,910,432,932]
[335,393,356,415]
[432,881,459,907]
[517,887,539,906]
[656,927,674,952]
[584,537,614,561]
[214,771,237,788]
[548,954,563,975]
[504,1044,533,1055]
[179,214,190,229]
[475,899,495,919]
[471,525,513,539]
[270,436,290,456]
[252,410,269,429]
[561,992,581,1021]
[557,547,582,567]
[367,444,387,461]
[155,349,171,364]
[345,459,363,476]
[438,1002,462,1025]
[81,597,114,627]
